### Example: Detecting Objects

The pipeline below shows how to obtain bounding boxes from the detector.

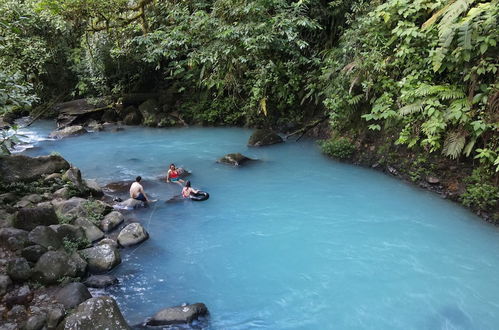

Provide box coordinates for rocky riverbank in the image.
[0,154,208,329]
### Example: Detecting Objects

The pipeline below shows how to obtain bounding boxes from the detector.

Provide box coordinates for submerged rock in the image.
[49,125,87,139]
[0,154,70,183]
[80,244,121,273]
[218,153,254,166]
[146,303,208,326]
[117,223,149,247]
[60,296,130,330]
[247,129,283,147]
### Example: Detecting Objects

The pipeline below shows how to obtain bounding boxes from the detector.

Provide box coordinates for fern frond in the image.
[442,130,467,159]
[347,94,363,106]
[423,0,456,29]
[457,19,472,49]
[439,0,476,34]
[438,87,466,100]
[399,101,424,116]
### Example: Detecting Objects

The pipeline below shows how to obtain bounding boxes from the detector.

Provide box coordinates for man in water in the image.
[130,176,150,204]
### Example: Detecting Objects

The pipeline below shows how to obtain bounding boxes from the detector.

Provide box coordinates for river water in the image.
[20,121,499,329]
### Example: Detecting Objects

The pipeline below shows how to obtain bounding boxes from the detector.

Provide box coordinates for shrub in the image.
[461,167,499,211]
[320,137,356,160]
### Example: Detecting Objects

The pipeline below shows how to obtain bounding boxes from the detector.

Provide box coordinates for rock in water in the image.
[49,125,87,139]
[0,154,70,183]
[247,129,283,147]
[83,275,119,288]
[218,153,254,166]
[117,223,149,247]
[14,206,59,231]
[115,198,145,210]
[60,296,130,330]
[146,303,208,326]
[55,282,92,309]
[80,244,121,273]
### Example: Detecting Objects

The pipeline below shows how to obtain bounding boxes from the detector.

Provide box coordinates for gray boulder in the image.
[0,274,13,296]
[74,218,104,242]
[63,167,83,188]
[28,226,62,250]
[59,296,130,330]
[55,283,92,309]
[14,194,43,209]
[83,275,119,288]
[0,227,29,251]
[25,313,47,330]
[14,206,59,231]
[7,258,32,281]
[53,187,70,199]
[146,303,208,326]
[84,179,104,197]
[100,211,124,232]
[0,154,70,183]
[116,198,144,210]
[46,307,65,329]
[32,250,78,284]
[218,153,254,166]
[49,125,87,139]
[69,252,88,277]
[97,238,118,249]
[21,245,48,262]
[247,129,283,146]
[80,244,121,273]
[117,223,149,247]
[53,224,86,243]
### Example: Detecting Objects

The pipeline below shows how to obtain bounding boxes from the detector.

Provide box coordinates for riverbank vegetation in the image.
[0,0,497,218]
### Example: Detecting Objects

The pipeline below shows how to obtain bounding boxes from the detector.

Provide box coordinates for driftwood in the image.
[285,116,328,141]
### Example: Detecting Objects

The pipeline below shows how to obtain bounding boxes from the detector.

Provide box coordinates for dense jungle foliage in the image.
[0,0,497,214]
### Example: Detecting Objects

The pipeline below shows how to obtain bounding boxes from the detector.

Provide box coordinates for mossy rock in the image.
[248,129,283,147]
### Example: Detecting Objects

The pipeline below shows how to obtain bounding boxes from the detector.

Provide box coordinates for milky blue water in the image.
[21,121,499,329]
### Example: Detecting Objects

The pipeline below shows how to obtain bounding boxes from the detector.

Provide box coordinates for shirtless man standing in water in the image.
[130,176,150,203]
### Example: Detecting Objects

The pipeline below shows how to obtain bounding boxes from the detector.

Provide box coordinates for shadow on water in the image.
[425,305,473,330]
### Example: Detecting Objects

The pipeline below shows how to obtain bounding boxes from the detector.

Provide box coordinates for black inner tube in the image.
[190,191,209,201]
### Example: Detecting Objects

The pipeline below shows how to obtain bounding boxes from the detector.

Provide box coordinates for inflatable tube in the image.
[190,191,209,202]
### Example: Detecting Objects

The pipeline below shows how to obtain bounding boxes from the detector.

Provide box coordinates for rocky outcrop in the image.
[59,296,130,330]
[218,153,254,166]
[83,275,119,288]
[14,206,59,231]
[55,283,92,309]
[117,223,149,247]
[28,226,62,250]
[80,244,121,273]
[0,155,70,183]
[49,125,87,139]
[146,303,208,326]
[247,129,283,147]
[100,211,124,232]
[32,250,81,284]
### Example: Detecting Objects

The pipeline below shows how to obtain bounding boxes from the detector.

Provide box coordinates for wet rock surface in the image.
[247,129,283,147]
[146,303,208,326]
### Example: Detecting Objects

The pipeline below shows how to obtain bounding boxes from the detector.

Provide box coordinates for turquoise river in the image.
[19,121,499,329]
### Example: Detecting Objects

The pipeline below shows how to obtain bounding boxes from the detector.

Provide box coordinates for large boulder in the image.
[62,167,83,188]
[14,206,59,231]
[218,153,254,166]
[55,283,92,309]
[84,179,104,198]
[59,296,130,330]
[53,224,86,243]
[0,227,29,251]
[74,218,104,242]
[49,125,87,139]
[117,223,149,247]
[32,250,79,284]
[0,154,70,183]
[138,99,161,127]
[28,226,62,250]
[146,303,208,326]
[7,258,32,281]
[100,211,124,233]
[46,307,65,329]
[25,313,47,330]
[83,275,119,288]
[247,129,283,146]
[80,244,121,273]
[53,197,111,219]
[21,245,48,263]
